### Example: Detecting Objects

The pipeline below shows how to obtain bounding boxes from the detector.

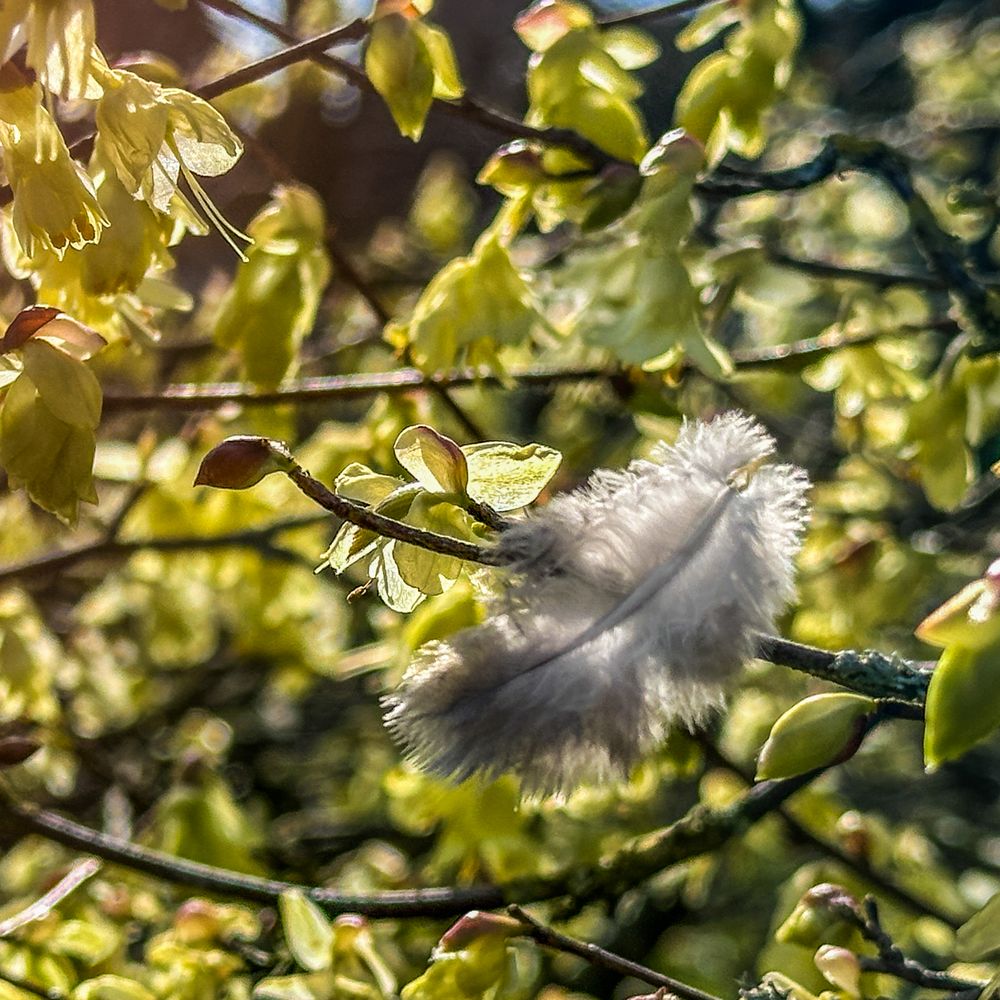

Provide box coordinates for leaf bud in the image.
[194,436,295,490]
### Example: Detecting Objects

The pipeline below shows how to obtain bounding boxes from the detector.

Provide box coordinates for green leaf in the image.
[393,493,476,595]
[756,693,875,780]
[601,26,660,69]
[402,235,540,371]
[49,920,119,963]
[213,185,331,389]
[371,542,427,612]
[394,425,469,494]
[924,644,1000,768]
[416,21,464,99]
[279,890,334,972]
[334,462,405,504]
[0,375,97,523]
[72,977,156,1000]
[20,339,102,429]
[956,890,1000,960]
[463,441,561,511]
[365,14,435,141]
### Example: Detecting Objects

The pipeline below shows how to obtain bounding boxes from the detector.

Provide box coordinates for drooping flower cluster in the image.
[0,11,248,341]
[384,413,811,795]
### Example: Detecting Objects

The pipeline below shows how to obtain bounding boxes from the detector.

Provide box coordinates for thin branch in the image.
[0,858,101,938]
[697,135,1000,351]
[0,733,862,919]
[508,904,724,1000]
[701,740,962,928]
[0,514,330,586]
[284,463,507,565]
[197,0,614,166]
[765,247,951,290]
[850,896,984,994]
[101,365,614,411]
[0,790,504,918]
[196,19,369,100]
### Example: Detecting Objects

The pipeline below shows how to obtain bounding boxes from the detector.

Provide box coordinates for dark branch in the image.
[0,514,330,587]
[509,904,724,1000]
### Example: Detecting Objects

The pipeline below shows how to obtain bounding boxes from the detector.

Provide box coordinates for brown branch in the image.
[843,895,983,994]
[197,0,614,166]
[0,733,863,919]
[284,463,507,565]
[697,135,1000,351]
[100,365,614,411]
[701,740,962,928]
[508,904,724,1000]
[594,0,730,24]
[196,19,369,99]
[0,514,329,587]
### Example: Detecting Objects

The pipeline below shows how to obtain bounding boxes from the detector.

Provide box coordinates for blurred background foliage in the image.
[2,0,1000,998]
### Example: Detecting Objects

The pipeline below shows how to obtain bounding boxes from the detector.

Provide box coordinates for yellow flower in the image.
[0,0,99,99]
[0,67,108,259]
[95,67,250,257]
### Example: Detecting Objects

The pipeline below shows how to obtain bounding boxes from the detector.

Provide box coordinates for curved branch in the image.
[0,515,330,586]
[284,464,507,566]
[0,727,871,919]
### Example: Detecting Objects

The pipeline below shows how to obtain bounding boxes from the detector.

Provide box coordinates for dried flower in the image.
[383,412,810,794]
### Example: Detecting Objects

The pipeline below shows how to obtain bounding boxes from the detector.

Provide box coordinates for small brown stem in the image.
[508,904,724,1000]
[285,464,506,565]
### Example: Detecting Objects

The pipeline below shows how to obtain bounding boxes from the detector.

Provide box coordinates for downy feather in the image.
[382,412,810,795]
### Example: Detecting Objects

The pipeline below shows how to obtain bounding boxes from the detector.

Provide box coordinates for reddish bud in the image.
[439,911,523,952]
[0,735,41,767]
[1,306,61,352]
[194,436,294,490]
[515,0,591,51]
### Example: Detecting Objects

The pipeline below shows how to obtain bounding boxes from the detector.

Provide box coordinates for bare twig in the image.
[0,736,866,919]
[595,0,729,24]
[701,740,962,928]
[848,895,984,993]
[508,904,724,1000]
[0,858,101,938]
[196,19,369,99]
[698,135,1000,351]
[197,0,614,166]
[0,514,330,586]
[101,365,614,411]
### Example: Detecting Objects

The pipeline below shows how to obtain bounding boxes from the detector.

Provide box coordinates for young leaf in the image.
[956,890,1000,960]
[462,441,562,510]
[279,890,334,973]
[20,339,102,429]
[394,425,469,494]
[924,644,1000,768]
[365,13,435,141]
[756,693,875,780]
[0,374,97,523]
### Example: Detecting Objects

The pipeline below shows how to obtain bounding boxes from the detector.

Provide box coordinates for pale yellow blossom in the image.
[0,67,107,259]
[0,0,100,99]
[95,67,250,257]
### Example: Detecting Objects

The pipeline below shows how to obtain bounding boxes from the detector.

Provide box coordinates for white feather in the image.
[382,412,810,795]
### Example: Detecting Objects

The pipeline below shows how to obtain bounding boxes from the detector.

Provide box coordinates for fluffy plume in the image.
[382,412,810,794]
